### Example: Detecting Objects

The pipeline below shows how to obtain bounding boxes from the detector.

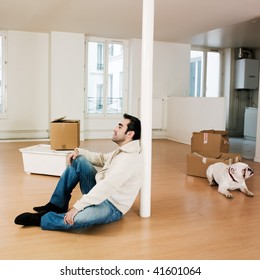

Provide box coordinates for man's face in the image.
[112,118,131,146]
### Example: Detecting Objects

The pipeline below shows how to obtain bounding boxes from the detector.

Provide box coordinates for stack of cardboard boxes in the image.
[186,130,241,178]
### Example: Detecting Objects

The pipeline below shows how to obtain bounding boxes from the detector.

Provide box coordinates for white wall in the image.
[0,30,234,149]
[252,49,260,162]
[0,31,86,140]
[167,97,226,144]
[254,56,260,161]
[130,39,190,105]
[128,39,191,139]
[153,41,190,97]
[255,105,260,162]
[0,31,49,139]
[50,31,85,139]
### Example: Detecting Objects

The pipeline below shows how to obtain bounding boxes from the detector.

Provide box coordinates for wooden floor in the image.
[0,139,260,260]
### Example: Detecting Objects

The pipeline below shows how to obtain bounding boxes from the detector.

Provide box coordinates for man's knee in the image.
[72,156,97,175]
[72,155,90,168]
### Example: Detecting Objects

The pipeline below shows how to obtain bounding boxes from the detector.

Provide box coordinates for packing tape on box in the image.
[203,133,208,144]
[193,152,207,164]
[228,156,240,165]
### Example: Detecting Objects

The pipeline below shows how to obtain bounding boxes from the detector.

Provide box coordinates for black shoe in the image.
[14,212,45,226]
[33,202,66,213]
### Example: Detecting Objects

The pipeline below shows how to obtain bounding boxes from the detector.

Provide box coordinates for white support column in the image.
[140,0,154,218]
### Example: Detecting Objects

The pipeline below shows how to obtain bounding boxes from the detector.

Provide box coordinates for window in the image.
[0,31,7,117]
[189,49,221,97]
[85,37,128,115]
[97,43,104,70]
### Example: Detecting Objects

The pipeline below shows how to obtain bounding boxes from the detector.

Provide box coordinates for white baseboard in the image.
[0,130,49,140]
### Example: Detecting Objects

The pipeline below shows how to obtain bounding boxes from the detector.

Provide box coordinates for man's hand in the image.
[64,208,79,225]
[67,149,79,165]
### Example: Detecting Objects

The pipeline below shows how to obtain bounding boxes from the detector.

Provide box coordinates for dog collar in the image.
[228,167,238,182]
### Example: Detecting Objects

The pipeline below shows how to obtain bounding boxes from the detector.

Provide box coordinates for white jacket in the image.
[73,140,144,214]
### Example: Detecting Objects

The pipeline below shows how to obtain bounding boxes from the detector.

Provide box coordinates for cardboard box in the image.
[50,117,80,150]
[20,144,71,176]
[186,152,242,178]
[191,130,229,157]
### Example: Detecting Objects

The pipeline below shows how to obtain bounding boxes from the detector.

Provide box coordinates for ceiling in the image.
[0,0,260,49]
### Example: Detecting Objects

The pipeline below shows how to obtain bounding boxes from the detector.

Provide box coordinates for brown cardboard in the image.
[191,130,229,157]
[50,118,80,150]
[186,152,242,178]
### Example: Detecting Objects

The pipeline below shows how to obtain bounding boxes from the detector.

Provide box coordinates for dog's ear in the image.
[246,167,254,178]
[230,167,236,174]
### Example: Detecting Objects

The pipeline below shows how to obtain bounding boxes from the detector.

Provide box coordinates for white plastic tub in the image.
[20,144,72,176]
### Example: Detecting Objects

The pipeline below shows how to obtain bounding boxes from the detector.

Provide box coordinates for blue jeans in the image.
[40,156,123,231]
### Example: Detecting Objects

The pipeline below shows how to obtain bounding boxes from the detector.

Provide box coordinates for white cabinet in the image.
[244,107,258,140]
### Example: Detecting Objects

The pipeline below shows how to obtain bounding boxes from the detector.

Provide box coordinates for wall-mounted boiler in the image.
[235,58,259,90]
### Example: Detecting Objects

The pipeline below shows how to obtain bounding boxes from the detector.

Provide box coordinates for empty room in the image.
[0,0,260,279]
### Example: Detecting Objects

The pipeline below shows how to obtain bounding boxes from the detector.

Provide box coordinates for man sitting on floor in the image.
[15,113,143,231]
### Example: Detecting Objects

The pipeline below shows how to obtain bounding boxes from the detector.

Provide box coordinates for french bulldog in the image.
[206,162,254,199]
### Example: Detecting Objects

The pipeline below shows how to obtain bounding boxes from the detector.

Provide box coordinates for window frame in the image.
[0,31,7,118]
[190,47,223,98]
[84,36,129,117]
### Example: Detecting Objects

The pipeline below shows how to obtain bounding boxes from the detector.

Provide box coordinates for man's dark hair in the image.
[123,113,141,140]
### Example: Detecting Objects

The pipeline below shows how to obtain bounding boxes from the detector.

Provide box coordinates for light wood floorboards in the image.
[0,139,259,260]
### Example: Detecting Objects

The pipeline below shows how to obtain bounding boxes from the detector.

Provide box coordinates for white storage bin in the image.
[20,144,72,176]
